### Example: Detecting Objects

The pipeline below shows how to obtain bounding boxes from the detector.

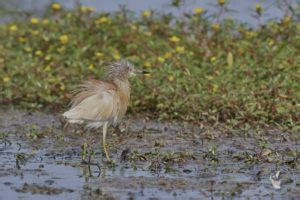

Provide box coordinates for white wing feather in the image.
[63,90,118,126]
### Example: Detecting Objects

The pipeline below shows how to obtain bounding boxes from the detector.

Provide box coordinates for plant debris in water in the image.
[0,110,299,199]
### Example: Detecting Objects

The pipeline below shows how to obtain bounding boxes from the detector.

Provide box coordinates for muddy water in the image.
[0,109,299,199]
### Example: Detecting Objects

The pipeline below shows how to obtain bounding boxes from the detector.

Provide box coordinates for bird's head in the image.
[105,60,149,81]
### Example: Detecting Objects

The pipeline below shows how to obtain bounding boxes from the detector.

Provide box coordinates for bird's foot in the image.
[102,143,115,166]
[104,159,115,166]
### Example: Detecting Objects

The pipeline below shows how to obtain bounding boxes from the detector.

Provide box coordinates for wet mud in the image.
[0,109,299,199]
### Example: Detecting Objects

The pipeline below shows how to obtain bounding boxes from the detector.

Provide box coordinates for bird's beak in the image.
[136,69,150,75]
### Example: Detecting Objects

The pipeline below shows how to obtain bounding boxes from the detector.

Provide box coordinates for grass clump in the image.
[0,1,299,129]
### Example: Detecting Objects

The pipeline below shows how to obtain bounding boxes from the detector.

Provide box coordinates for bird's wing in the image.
[63,81,120,123]
[70,80,116,108]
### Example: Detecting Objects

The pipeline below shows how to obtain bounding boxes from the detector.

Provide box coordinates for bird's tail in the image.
[62,109,84,124]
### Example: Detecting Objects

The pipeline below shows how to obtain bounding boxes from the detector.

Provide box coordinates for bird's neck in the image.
[113,79,131,98]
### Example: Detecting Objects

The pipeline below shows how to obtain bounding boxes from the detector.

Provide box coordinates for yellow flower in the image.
[43,65,51,72]
[113,52,121,60]
[158,56,165,63]
[142,10,151,18]
[144,73,151,77]
[31,30,39,35]
[80,6,88,13]
[218,0,225,6]
[176,46,185,53]
[24,47,32,52]
[88,64,94,70]
[210,56,217,63]
[9,25,18,32]
[59,35,69,44]
[96,16,111,24]
[80,6,95,13]
[95,52,104,58]
[144,61,151,68]
[35,50,43,57]
[212,23,220,31]
[206,75,213,80]
[169,36,180,43]
[212,84,218,92]
[44,55,51,61]
[31,18,39,25]
[51,3,61,11]
[245,31,257,39]
[18,37,27,43]
[168,75,174,82]
[194,7,205,15]
[3,76,11,83]
[42,19,49,25]
[268,39,274,47]
[255,4,263,14]
[60,84,65,91]
[164,52,172,59]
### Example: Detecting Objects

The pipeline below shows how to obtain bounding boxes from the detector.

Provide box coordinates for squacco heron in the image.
[62,60,148,161]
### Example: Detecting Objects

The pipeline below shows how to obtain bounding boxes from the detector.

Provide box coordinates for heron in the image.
[62,60,148,162]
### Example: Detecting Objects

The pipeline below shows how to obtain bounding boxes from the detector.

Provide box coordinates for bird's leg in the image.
[102,122,110,161]
[141,118,148,133]
[63,122,69,133]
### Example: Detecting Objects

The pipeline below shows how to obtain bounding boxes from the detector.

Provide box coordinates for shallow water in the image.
[0,109,299,199]
[1,0,297,25]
